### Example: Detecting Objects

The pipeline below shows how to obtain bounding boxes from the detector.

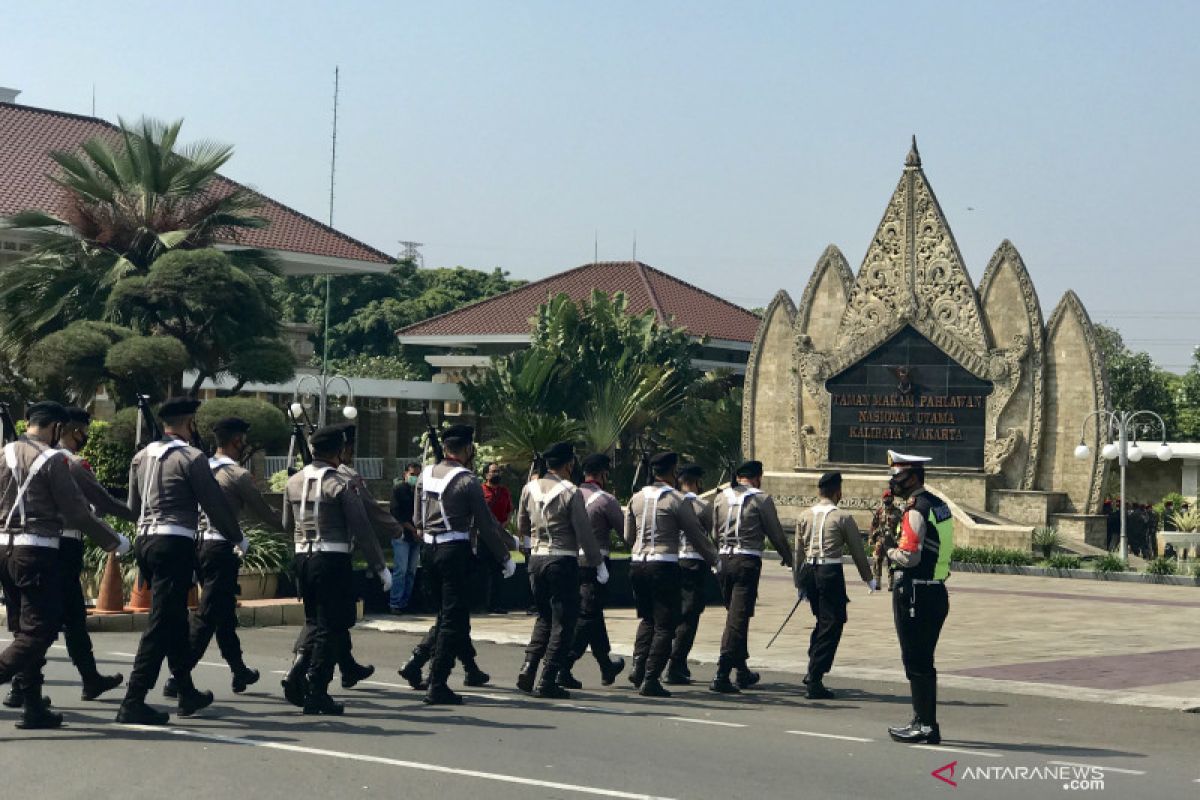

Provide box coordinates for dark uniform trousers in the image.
[59,538,103,679]
[631,561,682,677]
[800,563,849,680]
[295,551,355,686]
[718,555,762,666]
[569,560,612,664]
[525,555,579,669]
[424,540,473,684]
[127,535,199,700]
[893,580,949,726]
[186,541,246,672]
[0,546,63,689]
[670,560,708,666]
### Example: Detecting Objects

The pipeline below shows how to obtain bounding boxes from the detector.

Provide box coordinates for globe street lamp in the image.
[291,373,357,428]
[1074,410,1173,561]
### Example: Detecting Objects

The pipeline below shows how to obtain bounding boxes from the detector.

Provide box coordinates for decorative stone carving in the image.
[742,290,797,466]
[980,333,1029,474]
[985,429,1021,475]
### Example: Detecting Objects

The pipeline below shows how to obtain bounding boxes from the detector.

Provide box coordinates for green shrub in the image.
[1094,553,1130,574]
[1043,553,1082,570]
[1193,562,1200,581]
[79,420,135,490]
[1169,509,1200,533]
[240,526,293,577]
[1144,556,1178,576]
[195,397,289,457]
[951,546,1034,566]
[1031,526,1062,559]
[1154,492,1188,524]
[269,469,291,493]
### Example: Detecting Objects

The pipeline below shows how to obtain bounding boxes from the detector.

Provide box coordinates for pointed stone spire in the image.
[905,135,921,168]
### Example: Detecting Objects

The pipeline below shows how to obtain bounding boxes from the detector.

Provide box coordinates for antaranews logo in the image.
[932,761,957,787]
[930,762,1105,791]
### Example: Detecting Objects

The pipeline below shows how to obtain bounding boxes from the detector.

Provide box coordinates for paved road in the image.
[2,627,1198,799]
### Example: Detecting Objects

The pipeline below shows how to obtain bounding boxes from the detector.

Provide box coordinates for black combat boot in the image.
[303,673,345,716]
[735,662,760,689]
[398,649,429,690]
[424,681,464,706]
[80,671,123,701]
[804,673,835,700]
[282,651,311,707]
[232,667,261,694]
[16,684,63,730]
[664,659,692,686]
[709,658,740,694]
[557,667,583,690]
[888,676,940,743]
[627,656,645,689]
[177,687,215,718]
[3,675,24,708]
[516,658,541,694]
[340,661,374,689]
[639,673,672,698]
[598,654,625,686]
[162,677,179,699]
[115,697,170,726]
[535,665,571,699]
[461,655,491,688]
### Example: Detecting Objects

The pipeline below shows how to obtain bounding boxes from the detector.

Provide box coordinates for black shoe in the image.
[116,699,170,726]
[340,662,374,690]
[888,722,941,744]
[424,683,463,705]
[599,656,625,686]
[709,673,740,694]
[805,680,835,700]
[2,687,23,709]
[664,663,692,686]
[398,655,429,690]
[535,668,571,700]
[17,698,63,730]
[516,660,540,694]
[303,692,345,716]
[735,669,760,689]
[639,677,671,698]
[81,673,123,701]
[628,658,645,689]
[232,668,261,694]
[282,653,311,707]
[557,669,583,690]
[162,678,179,699]
[463,667,491,687]
[177,688,214,717]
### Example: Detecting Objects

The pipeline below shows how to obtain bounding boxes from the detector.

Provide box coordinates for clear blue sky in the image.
[5,1,1198,370]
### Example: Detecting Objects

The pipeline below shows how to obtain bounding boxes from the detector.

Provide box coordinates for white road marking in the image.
[114,723,676,799]
[913,744,1004,758]
[786,730,873,743]
[108,651,138,658]
[1047,760,1145,776]
[666,717,746,728]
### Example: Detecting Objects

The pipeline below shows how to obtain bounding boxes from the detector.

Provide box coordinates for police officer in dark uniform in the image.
[401,425,514,705]
[4,406,131,711]
[116,397,246,725]
[624,451,721,698]
[515,441,604,698]
[0,401,127,729]
[710,460,793,693]
[666,463,712,685]
[283,424,390,715]
[879,450,951,744]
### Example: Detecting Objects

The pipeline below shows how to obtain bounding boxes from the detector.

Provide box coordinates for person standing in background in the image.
[479,462,514,614]
[389,462,422,614]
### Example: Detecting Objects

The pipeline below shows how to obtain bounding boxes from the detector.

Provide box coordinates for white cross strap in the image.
[3,443,65,532]
[298,464,335,540]
[527,478,574,544]
[720,486,761,546]
[638,485,674,552]
[420,465,470,537]
[137,439,190,528]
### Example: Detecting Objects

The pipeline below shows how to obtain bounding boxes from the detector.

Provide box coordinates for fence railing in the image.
[263,455,386,480]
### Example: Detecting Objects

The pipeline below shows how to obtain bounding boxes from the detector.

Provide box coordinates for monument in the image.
[743,139,1110,548]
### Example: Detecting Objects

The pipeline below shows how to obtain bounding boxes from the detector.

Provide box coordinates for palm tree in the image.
[0,117,274,357]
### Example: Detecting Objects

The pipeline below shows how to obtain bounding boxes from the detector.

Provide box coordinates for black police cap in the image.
[541,441,575,467]
[649,451,678,473]
[26,401,69,426]
[310,424,351,454]
[678,463,705,481]
[817,471,843,490]
[735,460,764,478]
[159,396,201,420]
[330,421,356,445]
[580,453,611,474]
[64,406,91,425]
[441,424,474,447]
[212,416,251,435]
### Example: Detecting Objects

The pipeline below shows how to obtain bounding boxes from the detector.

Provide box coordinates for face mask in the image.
[77,434,89,450]
[407,475,419,486]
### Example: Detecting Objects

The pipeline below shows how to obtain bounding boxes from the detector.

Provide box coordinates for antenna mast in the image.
[320,66,339,425]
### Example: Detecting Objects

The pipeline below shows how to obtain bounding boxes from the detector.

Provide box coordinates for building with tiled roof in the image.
[0,87,392,275]
[397,260,760,374]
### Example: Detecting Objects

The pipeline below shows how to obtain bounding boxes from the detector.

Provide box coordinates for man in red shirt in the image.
[479,462,514,613]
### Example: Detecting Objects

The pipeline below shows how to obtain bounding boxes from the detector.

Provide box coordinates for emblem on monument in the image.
[890,365,916,395]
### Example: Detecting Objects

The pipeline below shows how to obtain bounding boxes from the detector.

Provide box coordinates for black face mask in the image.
[888,471,917,498]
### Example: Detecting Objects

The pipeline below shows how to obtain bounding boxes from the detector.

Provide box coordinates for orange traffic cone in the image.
[127,573,151,612]
[93,552,126,614]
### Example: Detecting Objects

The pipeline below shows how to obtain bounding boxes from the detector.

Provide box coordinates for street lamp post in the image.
[290,374,358,428]
[1074,410,1173,561]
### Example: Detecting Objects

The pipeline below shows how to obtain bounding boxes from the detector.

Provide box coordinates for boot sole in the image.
[16,717,63,730]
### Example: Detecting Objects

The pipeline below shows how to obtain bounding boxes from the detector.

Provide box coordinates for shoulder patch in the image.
[932,504,952,523]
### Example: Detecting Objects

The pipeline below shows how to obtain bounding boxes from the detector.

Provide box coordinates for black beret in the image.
[212,416,251,435]
[541,441,575,467]
[580,453,611,474]
[817,471,843,490]
[64,406,91,425]
[159,396,201,419]
[26,401,69,426]
[649,451,678,473]
[310,424,351,453]
[678,463,705,480]
[441,424,474,446]
[331,421,356,445]
[735,460,764,478]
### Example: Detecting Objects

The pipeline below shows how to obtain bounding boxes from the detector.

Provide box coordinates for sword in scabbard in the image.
[765,592,805,650]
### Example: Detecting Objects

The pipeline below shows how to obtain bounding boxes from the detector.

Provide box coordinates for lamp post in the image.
[1074,410,1173,561]
[290,373,358,428]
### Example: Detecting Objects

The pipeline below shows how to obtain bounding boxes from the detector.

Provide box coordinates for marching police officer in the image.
[878,450,951,744]
[666,463,712,685]
[164,416,279,701]
[710,460,793,693]
[400,425,514,705]
[4,406,132,711]
[795,471,874,699]
[559,452,625,689]
[624,451,720,698]
[0,401,128,729]
[283,424,390,715]
[516,442,605,698]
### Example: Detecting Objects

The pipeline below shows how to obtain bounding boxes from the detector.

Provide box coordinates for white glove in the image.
[501,558,517,580]
[114,535,131,557]
[596,562,610,585]
[867,578,880,593]
[379,569,393,594]
[237,537,251,556]
[711,558,724,576]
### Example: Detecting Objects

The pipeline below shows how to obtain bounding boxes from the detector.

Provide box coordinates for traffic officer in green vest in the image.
[794,471,874,700]
[0,401,128,729]
[117,396,245,726]
[3,405,132,712]
[283,424,390,715]
[624,451,720,698]
[710,460,793,693]
[666,463,712,685]
[515,441,605,698]
[878,450,952,744]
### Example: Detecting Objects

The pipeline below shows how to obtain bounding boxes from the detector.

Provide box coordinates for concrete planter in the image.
[237,571,280,601]
[949,561,1200,586]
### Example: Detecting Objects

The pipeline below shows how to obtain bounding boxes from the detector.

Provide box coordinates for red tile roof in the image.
[0,102,392,265]
[397,261,760,342]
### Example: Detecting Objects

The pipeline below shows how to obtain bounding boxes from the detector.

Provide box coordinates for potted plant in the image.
[237,526,293,601]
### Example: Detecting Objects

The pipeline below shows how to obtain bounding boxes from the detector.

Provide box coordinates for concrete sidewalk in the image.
[362,563,1200,712]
